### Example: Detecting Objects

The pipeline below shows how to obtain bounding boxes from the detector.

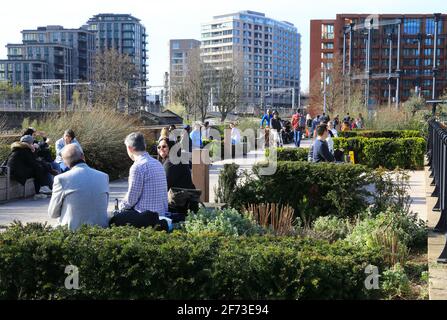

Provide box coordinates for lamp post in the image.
[412,33,422,97]
[395,21,401,109]
[348,22,355,108]
[433,13,442,101]
[387,32,393,109]
[323,65,327,114]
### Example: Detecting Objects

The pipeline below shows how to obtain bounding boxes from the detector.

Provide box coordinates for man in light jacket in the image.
[55,129,82,173]
[48,144,109,231]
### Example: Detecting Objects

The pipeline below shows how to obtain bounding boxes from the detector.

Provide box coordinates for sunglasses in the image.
[157,145,168,149]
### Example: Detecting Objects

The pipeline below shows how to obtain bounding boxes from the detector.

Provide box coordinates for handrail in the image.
[427,118,447,263]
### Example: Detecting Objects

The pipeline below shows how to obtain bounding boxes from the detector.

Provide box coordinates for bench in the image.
[0,166,36,202]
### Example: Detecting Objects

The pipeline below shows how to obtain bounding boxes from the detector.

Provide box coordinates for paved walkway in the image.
[425,165,447,300]
[0,179,129,228]
[0,140,438,300]
[0,138,427,228]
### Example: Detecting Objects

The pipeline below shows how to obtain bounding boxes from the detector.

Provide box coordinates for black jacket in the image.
[271,118,282,131]
[163,158,195,191]
[6,142,42,185]
[312,139,335,163]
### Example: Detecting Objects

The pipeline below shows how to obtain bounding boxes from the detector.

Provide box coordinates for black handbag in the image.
[168,188,202,214]
[109,208,167,230]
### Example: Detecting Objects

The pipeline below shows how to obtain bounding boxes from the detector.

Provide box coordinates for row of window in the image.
[403,18,443,35]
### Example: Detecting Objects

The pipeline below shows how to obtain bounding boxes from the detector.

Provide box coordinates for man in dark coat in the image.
[6,135,52,198]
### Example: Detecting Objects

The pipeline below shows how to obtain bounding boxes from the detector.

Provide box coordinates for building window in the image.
[321,24,334,40]
[23,33,38,42]
[403,19,421,35]
[321,42,334,49]
[426,18,443,35]
[321,52,334,59]
[172,42,180,50]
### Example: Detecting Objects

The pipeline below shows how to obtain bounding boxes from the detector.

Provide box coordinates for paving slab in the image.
[425,165,447,300]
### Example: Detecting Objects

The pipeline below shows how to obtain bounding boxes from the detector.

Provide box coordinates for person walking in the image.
[260,109,273,148]
[271,111,283,147]
[291,109,302,147]
[306,113,312,138]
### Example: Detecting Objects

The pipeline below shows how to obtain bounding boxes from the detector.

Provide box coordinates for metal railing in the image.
[427,118,447,263]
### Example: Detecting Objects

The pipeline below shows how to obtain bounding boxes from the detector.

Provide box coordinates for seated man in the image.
[55,129,82,173]
[312,123,336,163]
[48,144,109,231]
[6,135,53,199]
[120,132,168,216]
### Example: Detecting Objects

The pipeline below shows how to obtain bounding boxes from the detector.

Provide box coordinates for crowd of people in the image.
[3,126,203,232]
[2,109,365,231]
[259,109,365,163]
[3,128,83,200]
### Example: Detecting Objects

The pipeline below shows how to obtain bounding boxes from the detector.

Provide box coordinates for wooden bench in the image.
[0,166,36,202]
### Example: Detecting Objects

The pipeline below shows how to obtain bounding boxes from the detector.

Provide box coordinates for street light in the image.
[433,13,442,101]
[412,33,422,97]
[387,32,393,109]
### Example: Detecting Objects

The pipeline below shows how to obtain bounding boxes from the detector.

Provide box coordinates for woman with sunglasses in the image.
[157,138,195,192]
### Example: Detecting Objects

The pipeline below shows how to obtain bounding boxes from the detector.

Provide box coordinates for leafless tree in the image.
[171,47,210,122]
[92,49,140,111]
[214,53,243,122]
[309,55,365,116]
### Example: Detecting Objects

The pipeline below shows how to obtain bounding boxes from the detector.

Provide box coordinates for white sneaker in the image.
[34,194,48,200]
[39,186,52,194]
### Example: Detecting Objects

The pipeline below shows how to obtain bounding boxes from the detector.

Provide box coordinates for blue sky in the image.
[0,0,444,92]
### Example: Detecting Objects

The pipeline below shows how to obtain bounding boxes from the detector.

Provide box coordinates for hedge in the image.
[338,130,422,139]
[0,223,383,300]
[230,161,377,221]
[333,137,425,170]
[265,147,309,161]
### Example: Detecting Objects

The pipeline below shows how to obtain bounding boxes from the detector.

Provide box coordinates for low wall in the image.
[0,110,62,130]
[0,176,35,202]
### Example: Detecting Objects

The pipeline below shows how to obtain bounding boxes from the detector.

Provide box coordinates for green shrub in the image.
[214,163,239,205]
[338,130,422,139]
[312,216,352,242]
[184,207,264,236]
[230,161,377,222]
[381,263,412,299]
[333,137,425,170]
[21,108,138,179]
[0,223,384,299]
[265,147,309,162]
[347,209,427,252]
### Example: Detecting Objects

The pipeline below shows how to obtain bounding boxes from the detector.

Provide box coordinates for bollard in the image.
[192,149,209,203]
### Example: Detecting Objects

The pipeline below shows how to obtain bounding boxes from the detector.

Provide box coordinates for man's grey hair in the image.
[124,132,146,152]
[61,144,84,168]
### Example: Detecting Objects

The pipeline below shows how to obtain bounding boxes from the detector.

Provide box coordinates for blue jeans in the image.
[294,129,302,147]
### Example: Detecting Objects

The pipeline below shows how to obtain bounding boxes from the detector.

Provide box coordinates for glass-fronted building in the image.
[86,14,148,103]
[0,25,95,103]
[201,10,301,108]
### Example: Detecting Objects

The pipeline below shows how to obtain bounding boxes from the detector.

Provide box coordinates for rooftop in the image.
[87,13,141,23]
